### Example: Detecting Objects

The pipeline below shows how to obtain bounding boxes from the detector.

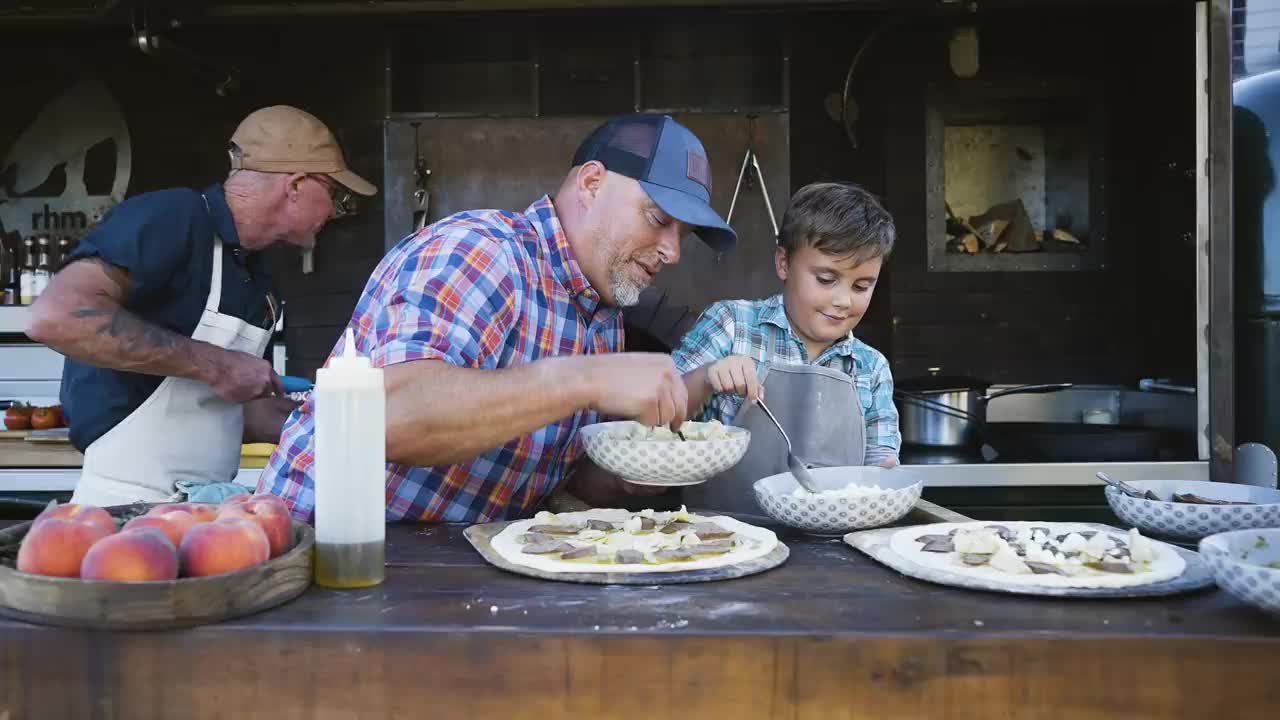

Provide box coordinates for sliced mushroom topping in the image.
[528,524,579,535]
[519,532,555,545]
[1078,531,1098,540]
[638,517,657,531]
[1010,543,1027,557]
[586,520,616,532]
[1085,561,1135,574]
[1031,527,1051,537]
[522,541,575,555]
[654,548,694,561]
[660,521,692,535]
[948,529,960,536]
[1173,492,1246,505]
[922,539,955,553]
[615,549,645,565]
[985,525,1015,541]
[914,534,953,544]
[1025,562,1068,576]
[689,543,733,556]
[560,546,598,561]
[1142,490,1161,501]
[962,553,992,566]
[692,523,734,541]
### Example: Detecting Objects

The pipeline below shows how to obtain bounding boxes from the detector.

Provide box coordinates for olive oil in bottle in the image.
[313,328,386,588]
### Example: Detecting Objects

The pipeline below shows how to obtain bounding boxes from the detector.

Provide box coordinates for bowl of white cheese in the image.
[753,466,924,535]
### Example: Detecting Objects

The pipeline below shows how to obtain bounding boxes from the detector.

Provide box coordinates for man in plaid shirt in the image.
[258,114,736,522]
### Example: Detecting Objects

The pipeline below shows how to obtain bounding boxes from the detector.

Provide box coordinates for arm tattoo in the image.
[70,308,178,349]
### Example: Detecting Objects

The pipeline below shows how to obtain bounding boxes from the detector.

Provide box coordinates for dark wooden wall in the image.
[1,0,1197,388]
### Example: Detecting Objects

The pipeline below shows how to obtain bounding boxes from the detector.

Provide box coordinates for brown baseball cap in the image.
[229,105,377,196]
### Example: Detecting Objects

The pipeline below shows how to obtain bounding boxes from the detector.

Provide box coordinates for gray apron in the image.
[683,334,866,515]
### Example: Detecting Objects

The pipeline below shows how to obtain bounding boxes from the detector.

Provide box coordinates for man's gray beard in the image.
[608,264,643,307]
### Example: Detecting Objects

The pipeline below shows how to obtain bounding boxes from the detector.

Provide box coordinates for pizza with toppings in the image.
[888,521,1187,589]
[489,507,779,574]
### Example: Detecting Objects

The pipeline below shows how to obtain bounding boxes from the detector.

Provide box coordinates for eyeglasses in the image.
[308,174,353,218]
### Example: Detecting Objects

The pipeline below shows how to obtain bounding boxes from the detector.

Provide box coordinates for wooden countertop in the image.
[0,439,81,467]
[2,505,1278,719]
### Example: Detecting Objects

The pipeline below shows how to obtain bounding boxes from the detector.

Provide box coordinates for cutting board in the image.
[0,429,30,440]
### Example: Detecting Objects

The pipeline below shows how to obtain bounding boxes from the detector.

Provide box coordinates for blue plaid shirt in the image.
[258,196,624,523]
[670,294,900,465]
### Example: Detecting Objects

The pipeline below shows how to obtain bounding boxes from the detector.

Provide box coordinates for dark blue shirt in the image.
[59,183,275,451]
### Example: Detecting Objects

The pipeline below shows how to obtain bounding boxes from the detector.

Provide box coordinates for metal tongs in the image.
[411,122,431,233]
[1096,472,1155,500]
[726,115,779,243]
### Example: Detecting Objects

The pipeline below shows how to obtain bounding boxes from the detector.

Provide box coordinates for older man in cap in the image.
[260,113,737,523]
[27,105,376,506]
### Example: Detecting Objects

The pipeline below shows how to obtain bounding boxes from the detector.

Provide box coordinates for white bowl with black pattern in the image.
[1105,480,1280,542]
[578,421,751,486]
[752,466,923,535]
[1199,528,1280,615]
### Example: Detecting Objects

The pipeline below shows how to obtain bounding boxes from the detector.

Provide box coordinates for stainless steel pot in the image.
[896,376,1072,448]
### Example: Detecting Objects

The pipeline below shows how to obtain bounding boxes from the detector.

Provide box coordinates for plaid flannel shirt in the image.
[670,294,900,465]
[258,196,623,522]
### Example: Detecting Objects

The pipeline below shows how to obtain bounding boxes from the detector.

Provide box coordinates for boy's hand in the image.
[707,355,763,403]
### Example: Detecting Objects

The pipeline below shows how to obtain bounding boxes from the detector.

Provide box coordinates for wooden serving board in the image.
[0,502,314,630]
[844,522,1216,599]
[464,518,789,585]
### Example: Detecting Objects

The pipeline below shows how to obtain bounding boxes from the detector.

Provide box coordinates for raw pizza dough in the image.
[889,521,1186,589]
[490,507,778,574]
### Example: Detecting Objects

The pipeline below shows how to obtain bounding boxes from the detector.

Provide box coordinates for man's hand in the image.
[585,353,688,430]
[878,456,900,469]
[706,355,763,403]
[242,395,301,444]
[205,352,284,404]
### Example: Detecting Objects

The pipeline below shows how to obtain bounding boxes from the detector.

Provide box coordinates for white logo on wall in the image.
[0,78,132,237]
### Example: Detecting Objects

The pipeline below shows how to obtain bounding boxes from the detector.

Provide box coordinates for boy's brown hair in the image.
[777,182,895,264]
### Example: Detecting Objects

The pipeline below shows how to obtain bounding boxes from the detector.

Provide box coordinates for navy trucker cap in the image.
[572,113,737,252]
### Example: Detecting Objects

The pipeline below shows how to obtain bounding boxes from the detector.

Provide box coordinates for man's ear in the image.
[284,172,308,202]
[576,161,607,206]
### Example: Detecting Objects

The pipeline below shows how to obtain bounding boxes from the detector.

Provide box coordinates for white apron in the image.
[73,210,272,506]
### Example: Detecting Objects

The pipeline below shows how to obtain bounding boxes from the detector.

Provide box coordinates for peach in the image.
[220,493,253,507]
[123,512,196,548]
[150,502,216,524]
[216,500,292,558]
[16,517,115,577]
[79,528,178,582]
[178,518,269,577]
[33,503,116,536]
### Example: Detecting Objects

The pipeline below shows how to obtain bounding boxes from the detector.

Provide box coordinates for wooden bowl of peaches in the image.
[0,494,313,630]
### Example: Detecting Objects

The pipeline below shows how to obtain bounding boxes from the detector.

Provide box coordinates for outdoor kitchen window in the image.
[924,80,1107,272]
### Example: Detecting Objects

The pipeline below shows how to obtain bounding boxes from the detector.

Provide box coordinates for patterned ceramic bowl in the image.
[578,421,751,486]
[1106,480,1280,542]
[1199,528,1280,615]
[752,467,924,535]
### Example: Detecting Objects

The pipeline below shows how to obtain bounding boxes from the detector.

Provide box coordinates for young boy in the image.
[672,182,899,510]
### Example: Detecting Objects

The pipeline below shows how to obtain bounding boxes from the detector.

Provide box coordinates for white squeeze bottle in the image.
[313,328,386,588]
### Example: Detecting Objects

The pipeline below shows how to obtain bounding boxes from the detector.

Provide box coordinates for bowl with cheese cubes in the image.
[1199,528,1280,615]
[578,420,751,487]
[752,466,924,535]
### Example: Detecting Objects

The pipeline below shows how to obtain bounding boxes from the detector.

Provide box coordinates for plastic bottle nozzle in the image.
[343,327,356,359]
